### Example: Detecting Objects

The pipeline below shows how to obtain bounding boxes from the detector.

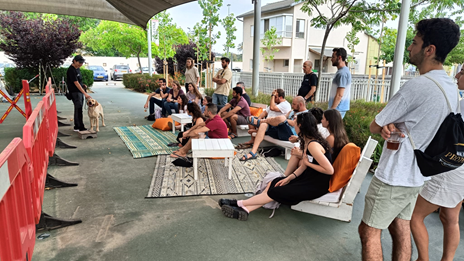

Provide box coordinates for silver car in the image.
[110,64,131,81]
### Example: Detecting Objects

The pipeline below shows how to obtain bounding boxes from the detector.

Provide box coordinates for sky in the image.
[166,0,278,54]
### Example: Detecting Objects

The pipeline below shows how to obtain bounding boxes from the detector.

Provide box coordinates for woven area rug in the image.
[113,125,178,158]
[147,150,285,198]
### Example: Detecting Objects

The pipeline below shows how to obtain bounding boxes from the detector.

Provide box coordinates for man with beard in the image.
[218,87,251,138]
[328,48,351,118]
[297,61,318,103]
[212,57,232,106]
[358,18,460,261]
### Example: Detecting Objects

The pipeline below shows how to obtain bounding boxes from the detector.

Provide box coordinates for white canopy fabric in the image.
[0,0,196,28]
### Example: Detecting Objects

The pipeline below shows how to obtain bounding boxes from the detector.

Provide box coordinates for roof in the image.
[308,48,334,58]
[237,0,299,18]
[0,0,196,29]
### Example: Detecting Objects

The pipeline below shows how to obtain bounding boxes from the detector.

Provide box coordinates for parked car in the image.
[135,67,156,74]
[110,64,131,81]
[0,63,15,77]
[232,67,241,72]
[88,65,108,81]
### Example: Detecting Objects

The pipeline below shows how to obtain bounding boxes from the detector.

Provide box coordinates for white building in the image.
[237,0,378,74]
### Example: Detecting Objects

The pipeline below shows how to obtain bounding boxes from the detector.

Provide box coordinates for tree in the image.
[155,41,216,75]
[345,28,360,71]
[300,0,464,85]
[260,27,282,72]
[222,13,237,57]
[0,12,82,69]
[81,21,148,70]
[379,27,414,64]
[445,30,464,65]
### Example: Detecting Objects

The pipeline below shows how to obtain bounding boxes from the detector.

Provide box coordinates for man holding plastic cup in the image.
[358,18,461,261]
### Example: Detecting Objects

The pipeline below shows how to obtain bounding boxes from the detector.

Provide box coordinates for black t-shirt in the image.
[297,73,318,101]
[242,93,252,106]
[155,86,171,96]
[67,66,83,93]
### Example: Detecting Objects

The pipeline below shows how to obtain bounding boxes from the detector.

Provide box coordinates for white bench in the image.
[291,136,378,222]
[191,139,235,180]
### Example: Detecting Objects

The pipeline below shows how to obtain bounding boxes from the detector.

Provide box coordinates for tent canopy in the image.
[0,0,196,29]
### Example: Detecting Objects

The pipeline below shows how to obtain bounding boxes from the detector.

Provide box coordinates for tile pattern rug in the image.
[147,150,285,198]
[114,125,178,158]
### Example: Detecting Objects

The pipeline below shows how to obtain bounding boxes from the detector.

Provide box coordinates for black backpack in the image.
[408,75,464,177]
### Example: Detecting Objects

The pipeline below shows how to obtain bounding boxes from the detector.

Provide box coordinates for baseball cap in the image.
[73,55,85,63]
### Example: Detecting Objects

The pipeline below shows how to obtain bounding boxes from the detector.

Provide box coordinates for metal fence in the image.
[231,72,410,103]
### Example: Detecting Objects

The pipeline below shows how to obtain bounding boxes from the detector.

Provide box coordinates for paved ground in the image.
[1,81,463,261]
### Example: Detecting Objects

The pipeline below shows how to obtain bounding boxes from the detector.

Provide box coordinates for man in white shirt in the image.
[358,18,461,261]
[238,89,294,161]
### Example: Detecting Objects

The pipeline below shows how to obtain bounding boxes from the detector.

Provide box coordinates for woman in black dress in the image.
[170,102,205,147]
[219,112,334,221]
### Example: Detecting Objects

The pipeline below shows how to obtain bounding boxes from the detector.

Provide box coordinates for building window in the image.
[314,59,328,73]
[283,60,289,67]
[296,19,305,38]
[259,15,293,39]
[251,25,254,37]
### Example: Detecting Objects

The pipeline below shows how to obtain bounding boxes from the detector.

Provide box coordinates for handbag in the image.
[407,75,464,176]
[65,90,72,100]
[172,156,193,167]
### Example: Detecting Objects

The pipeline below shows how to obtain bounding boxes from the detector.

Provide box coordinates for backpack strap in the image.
[424,75,457,113]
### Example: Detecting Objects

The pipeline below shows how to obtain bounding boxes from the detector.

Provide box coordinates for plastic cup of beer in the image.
[387,132,401,150]
[199,132,205,139]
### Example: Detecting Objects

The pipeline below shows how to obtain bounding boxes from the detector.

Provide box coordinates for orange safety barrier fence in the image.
[0,138,36,261]
[22,101,49,224]
[42,80,58,156]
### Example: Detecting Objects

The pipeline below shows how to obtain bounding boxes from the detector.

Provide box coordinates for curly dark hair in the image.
[177,94,189,111]
[309,107,324,124]
[415,18,460,63]
[297,112,330,152]
[186,102,205,121]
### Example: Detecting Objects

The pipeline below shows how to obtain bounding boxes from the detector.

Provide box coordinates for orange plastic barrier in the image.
[22,80,33,119]
[23,101,49,224]
[0,138,36,261]
[42,87,58,156]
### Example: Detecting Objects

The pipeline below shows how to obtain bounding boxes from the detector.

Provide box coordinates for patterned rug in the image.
[147,150,285,198]
[113,125,178,158]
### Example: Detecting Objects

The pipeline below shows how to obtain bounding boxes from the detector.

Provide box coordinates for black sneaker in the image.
[221,205,248,221]
[79,128,88,131]
[218,199,238,207]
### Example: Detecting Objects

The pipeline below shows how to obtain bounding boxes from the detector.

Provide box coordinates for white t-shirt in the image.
[318,124,330,139]
[266,100,291,118]
[374,70,459,187]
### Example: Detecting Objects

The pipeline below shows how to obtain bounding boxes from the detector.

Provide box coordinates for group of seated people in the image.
[147,79,351,221]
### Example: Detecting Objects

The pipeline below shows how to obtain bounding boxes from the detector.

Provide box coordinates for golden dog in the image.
[86,98,105,132]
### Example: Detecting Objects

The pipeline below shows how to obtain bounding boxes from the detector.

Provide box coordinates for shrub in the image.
[123,73,163,93]
[343,100,386,168]
[4,67,93,93]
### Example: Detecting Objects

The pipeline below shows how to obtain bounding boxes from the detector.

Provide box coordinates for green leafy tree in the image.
[222,13,237,57]
[81,21,149,70]
[260,27,282,72]
[300,0,464,85]
[345,28,360,70]
[152,12,189,62]
[198,0,223,61]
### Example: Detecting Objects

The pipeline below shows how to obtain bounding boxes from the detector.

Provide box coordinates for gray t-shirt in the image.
[374,70,459,187]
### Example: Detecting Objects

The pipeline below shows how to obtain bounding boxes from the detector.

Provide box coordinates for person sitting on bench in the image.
[239,95,306,161]
[218,112,334,221]
[218,87,251,139]
[201,96,212,114]
[321,109,349,161]
[170,103,228,158]
[289,107,330,143]
[169,102,205,148]
[144,78,170,118]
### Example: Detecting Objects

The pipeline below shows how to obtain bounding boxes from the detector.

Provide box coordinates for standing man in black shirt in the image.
[67,55,91,131]
[297,61,318,103]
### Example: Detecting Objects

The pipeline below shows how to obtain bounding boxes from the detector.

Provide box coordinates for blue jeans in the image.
[212,93,228,106]
[163,102,179,116]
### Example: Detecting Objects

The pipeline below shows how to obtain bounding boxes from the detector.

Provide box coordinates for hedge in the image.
[123,73,164,93]
[4,67,94,93]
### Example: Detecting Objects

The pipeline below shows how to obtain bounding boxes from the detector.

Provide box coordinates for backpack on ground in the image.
[254,171,285,218]
[408,75,464,177]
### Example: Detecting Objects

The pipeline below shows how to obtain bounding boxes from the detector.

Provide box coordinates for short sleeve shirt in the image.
[66,66,82,93]
[185,67,200,84]
[155,87,171,96]
[214,68,232,96]
[266,100,291,118]
[229,97,251,117]
[242,93,252,106]
[328,66,352,112]
[205,115,229,138]
[298,73,318,101]
[374,70,459,187]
